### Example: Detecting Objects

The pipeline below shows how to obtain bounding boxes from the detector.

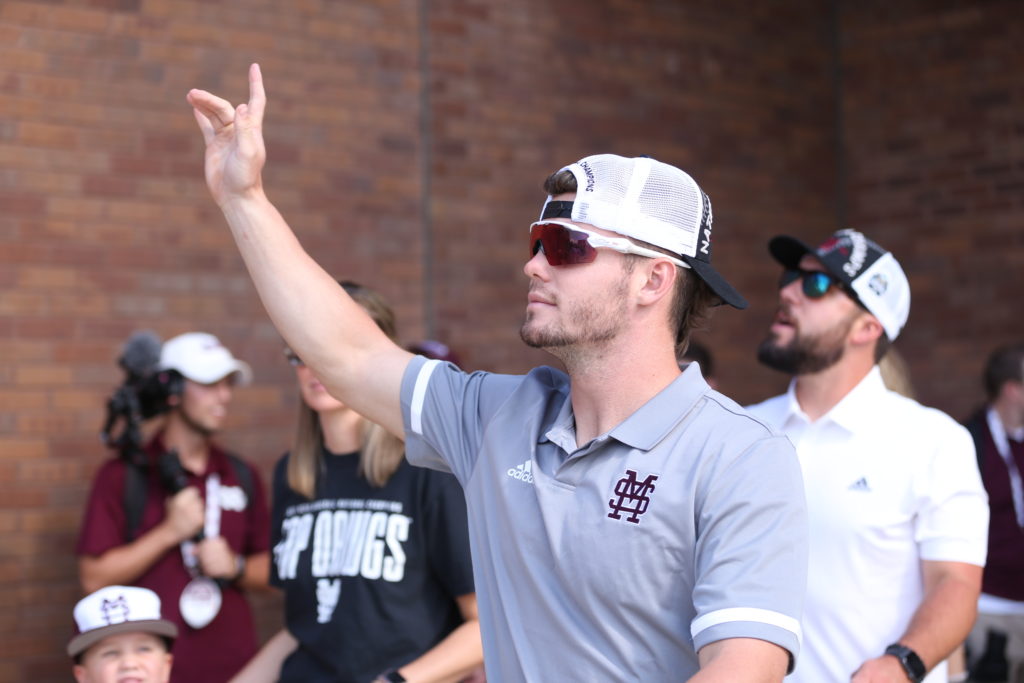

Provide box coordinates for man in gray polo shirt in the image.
[188,64,808,682]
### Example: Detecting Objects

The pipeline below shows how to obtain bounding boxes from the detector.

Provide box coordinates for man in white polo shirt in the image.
[747,229,989,683]
[187,65,809,682]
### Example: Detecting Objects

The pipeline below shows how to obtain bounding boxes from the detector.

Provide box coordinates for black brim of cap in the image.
[768,235,816,270]
[769,234,853,288]
[683,256,748,309]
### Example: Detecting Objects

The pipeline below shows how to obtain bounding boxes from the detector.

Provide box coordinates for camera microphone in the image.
[120,330,163,381]
[157,450,205,542]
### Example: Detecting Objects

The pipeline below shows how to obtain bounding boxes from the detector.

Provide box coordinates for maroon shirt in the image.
[76,436,270,682]
[977,421,1024,602]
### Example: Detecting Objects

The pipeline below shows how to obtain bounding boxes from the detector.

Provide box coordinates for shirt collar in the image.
[826,366,888,432]
[782,365,887,434]
[543,363,713,453]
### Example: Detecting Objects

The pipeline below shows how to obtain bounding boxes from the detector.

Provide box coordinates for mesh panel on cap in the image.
[573,156,632,227]
[572,155,703,256]
[550,153,747,308]
[637,165,701,253]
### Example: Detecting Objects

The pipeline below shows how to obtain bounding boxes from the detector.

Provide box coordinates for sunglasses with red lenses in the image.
[529,221,687,268]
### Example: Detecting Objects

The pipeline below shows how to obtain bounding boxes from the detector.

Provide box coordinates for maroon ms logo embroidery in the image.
[608,470,658,524]
[100,595,130,625]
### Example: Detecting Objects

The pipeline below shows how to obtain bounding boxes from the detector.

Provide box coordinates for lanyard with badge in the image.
[179,473,224,629]
[987,407,1024,530]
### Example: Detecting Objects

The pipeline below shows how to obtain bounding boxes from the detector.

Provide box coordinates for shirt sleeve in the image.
[690,433,808,670]
[400,356,521,486]
[424,471,475,598]
[76,459,130,557]
[915,417,990,565]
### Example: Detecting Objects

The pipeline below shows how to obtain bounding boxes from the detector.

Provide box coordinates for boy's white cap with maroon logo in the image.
[67,585,177,658]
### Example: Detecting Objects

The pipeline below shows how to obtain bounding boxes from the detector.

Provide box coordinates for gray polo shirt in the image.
[401,356,807,681]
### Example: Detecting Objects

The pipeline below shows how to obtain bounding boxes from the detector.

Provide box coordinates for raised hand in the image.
[186,63,267,207]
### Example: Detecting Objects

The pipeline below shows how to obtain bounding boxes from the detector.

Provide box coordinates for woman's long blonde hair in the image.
[287,281,405,498]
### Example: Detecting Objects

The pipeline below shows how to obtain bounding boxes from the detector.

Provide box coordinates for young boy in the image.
[68,585,177,683]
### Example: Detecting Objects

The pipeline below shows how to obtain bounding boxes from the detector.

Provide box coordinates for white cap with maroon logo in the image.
[159,331,253,386]
[67,585,177,658]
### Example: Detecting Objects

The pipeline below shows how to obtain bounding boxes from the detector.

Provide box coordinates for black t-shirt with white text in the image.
[270,449,473,683]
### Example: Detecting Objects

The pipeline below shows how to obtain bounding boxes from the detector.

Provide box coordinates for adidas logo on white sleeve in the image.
[506,460,534,484]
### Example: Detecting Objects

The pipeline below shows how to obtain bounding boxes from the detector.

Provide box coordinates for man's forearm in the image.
[79,523,179,593]
[897,562,982,672]
[691,638,788,683]
[218,193,373,366]
[216,193,409,437]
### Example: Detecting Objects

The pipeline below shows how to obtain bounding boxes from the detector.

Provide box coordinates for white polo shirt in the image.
[747,366,988,683]
[403,356,808,682]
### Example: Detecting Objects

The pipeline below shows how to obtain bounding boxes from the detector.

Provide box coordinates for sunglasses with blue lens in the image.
[779,268,844,299]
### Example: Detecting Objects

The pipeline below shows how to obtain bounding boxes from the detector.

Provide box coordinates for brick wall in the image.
[1,0,1021,679]
[838,0,1024,419]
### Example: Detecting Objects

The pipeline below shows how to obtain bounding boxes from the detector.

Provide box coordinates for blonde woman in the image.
[233,282,481,683]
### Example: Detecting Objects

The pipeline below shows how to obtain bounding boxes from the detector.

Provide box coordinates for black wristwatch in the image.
[379,670,406,683]
[232,554,247,583]
[885,643,926,683]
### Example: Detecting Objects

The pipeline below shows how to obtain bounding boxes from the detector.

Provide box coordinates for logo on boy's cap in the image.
[99,595,130,625]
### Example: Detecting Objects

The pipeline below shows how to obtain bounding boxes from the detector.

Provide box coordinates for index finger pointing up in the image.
[247,63,266,124]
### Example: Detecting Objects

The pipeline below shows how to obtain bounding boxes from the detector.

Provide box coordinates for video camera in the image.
[100,331,184,467]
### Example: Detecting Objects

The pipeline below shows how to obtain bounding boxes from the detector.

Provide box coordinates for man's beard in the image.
[757,309,858,375]
[520,278,629,351]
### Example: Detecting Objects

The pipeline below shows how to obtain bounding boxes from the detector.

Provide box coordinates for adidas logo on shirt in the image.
[506,460,534,484]
[848,477,871,492]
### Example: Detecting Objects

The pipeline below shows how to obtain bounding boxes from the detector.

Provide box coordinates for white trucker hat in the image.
[540,154,747,309]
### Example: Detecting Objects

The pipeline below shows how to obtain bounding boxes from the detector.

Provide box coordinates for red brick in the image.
[14,365,73,386]
[82,174,138,198]
[0,489,48,509]
[0,390,47,411]
[17,121,78,149]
